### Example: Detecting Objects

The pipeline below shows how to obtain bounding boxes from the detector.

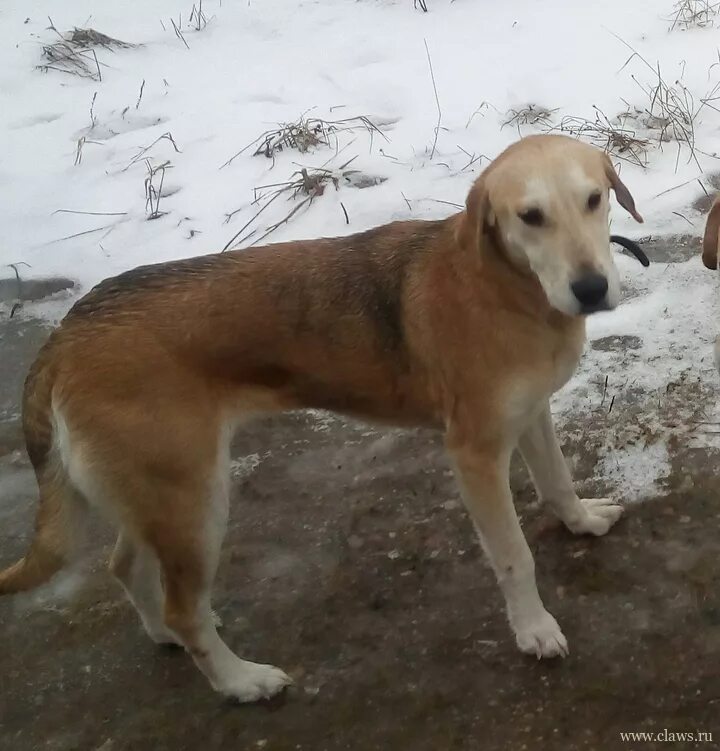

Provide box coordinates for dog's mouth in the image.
[610,235,649,267]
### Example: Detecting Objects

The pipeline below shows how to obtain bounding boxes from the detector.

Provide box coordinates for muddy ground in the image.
[0,238,719,751]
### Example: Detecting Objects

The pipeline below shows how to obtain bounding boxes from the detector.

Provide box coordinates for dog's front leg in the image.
[517,403,623,536]
[447,434,568,659]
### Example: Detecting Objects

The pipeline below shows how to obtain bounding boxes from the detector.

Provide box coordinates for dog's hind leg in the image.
[69,393,289,701]
[144,465,292,702]
[109,532,180,646]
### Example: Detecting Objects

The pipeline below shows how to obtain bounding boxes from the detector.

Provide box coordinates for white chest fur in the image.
[502,323,586,436]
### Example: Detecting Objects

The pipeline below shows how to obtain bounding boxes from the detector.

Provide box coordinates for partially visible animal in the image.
[701,198,720,371]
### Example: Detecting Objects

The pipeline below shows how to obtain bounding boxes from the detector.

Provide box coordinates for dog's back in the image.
[56,220,450,424]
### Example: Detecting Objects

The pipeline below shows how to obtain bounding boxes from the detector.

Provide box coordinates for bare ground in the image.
[0,241,719,751]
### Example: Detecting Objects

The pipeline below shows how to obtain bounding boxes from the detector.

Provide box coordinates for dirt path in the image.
[1,253,719,750]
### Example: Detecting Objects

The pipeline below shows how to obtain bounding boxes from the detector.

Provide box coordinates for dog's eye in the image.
[587,191,602,211]
[518,208,544,227]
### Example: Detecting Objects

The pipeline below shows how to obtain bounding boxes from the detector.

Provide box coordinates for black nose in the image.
[571,273,608,309]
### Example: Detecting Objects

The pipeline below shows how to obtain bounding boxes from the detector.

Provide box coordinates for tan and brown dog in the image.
[0,134,643,702]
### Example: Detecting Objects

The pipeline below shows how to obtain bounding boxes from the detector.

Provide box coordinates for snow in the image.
[230,452,264,479]
[3,0,720,499]
[595,440,671,502]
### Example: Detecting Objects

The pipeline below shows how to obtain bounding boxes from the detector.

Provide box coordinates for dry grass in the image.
[465,101,499,129]
[611,32,720,169]
[424,39,442,159]
[161,0,212,46]
[74,96,104,168]
[620,54,704,170]
[66,28,134,49]
[38,20,135,81]
[699,83,720,119]
[668,0,720,30]
[548,107,651,167]
[122,132,181,172]
[189,1,210,31]
[456,145,489,173]
[222,156,361,251]
[503,104,558,133]
[220,114,385,169]
[144,160,172,220]
[550,34,720,172]
[6,262,30,319]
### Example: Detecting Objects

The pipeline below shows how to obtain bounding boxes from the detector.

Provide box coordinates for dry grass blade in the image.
[465,101,499,129]
[73,136,103,167]
[53,209,127,217]
[74,136,86,166]
[170,17,190,49]
[50,224,115,243]
[88,91,98,129]
[457,144,489,172]
[698,78,720,116]
[144,160,172,220]
[136,79,145,110]
[424,39,442,159]
[123,132,181,172]
[220,114,386,169]
[7,262,31,319]
[424,198,464,209]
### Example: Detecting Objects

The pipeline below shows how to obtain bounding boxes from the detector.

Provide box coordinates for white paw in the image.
[210,609,223,628]
[218,662,293,703]
[566,498,624,537]
[512,610,568,659]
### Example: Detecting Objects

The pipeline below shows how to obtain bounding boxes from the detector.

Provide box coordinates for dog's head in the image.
[702,197,720,270]
[458,134,643,316]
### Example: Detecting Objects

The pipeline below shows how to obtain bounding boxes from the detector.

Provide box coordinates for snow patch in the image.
[230,453,264,479]
[593,440,671,503]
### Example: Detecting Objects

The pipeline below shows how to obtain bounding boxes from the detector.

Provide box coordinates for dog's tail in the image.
[0,345,83,594]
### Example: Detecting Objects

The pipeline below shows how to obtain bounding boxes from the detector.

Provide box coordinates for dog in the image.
[0,134,643,702]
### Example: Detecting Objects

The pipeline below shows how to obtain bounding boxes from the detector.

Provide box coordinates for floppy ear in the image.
[702,197,720,270]
[603,154,643,223]
[456,176,495,250]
